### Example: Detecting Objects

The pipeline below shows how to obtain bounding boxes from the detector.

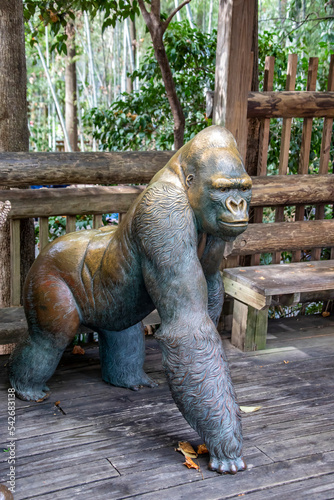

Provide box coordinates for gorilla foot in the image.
[15,385,51,402]
[208,456,247,475]
[129,372,158,391]
[103,371,158,391]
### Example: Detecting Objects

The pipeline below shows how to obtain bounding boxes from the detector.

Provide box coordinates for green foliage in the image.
[85,21,216,150]
[24,0,140,54]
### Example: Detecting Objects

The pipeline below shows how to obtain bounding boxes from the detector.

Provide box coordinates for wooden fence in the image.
[0,54,333,307]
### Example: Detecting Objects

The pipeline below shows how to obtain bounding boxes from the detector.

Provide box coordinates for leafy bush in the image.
[84,21,216,151]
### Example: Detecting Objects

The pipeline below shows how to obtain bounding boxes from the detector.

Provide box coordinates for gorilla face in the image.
[186,148,252,240]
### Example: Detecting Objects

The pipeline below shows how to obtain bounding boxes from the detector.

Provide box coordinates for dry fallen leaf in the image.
[54,400,60,406]
[258,276,266,280]
[72,345,85,355]
[322,311,330,317]
[283,360,289,364]
[240,406,262,413]
[183,457,200,470]
[176,441,198,458]
[197,443,209,455]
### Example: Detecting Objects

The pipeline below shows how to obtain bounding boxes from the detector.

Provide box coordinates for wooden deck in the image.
[1,314,334,499]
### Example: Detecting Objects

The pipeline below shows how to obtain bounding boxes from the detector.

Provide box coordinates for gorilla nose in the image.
[226,196,247,218]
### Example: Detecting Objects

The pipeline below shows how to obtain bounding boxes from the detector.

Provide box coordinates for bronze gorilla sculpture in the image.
[9,125,252,475]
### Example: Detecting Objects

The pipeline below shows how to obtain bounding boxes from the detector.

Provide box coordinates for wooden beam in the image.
[231,219,334,255]
[251,174,334,206]
[1,186,145,218]
[247,91,334,118]
[0,151,174,187]
[213,0,255,161]
[1,175,333,218]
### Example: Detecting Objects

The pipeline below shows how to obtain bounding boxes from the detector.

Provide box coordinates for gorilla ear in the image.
[185,174,194,188]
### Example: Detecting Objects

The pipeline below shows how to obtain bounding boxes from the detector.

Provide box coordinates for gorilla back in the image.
[9,125,252,475]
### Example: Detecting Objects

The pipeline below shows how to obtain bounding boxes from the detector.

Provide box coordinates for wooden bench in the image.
[223,260,334,351]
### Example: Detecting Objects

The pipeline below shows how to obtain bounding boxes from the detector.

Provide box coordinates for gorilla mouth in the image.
[219,221,248,227]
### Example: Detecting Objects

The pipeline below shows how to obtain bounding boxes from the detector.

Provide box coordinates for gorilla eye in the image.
[241,187,248,192]
[220,187,228,192]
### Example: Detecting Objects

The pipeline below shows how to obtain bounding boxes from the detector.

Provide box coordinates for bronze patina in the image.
[9,125,252,474]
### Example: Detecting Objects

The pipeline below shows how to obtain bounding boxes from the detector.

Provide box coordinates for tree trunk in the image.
[0,0,34,307]
[152,31,185,149]
[65,22,78,151]
[138,0,186,149]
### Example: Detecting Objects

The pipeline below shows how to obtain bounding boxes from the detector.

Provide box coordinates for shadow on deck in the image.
[1,314,334,499]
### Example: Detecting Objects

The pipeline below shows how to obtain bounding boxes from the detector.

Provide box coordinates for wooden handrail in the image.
[232,219,334,255]
[0,150,174,187]
[1,175,333,218]
[248,91,334,118]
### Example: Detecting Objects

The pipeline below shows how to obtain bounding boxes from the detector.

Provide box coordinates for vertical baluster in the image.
[272,53,298,265]
[10,219,21,306]
[39,217,49,251]
[66,215,76,233]
[292,57,319,262]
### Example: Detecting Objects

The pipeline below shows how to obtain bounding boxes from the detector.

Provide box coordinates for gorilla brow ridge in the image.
[134,182,196,267]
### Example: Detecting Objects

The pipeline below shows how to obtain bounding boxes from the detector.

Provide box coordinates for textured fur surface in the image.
[9,126,251,474]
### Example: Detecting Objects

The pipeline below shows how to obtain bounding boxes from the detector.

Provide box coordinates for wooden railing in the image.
[1,173,334,305]
[0,54,333,307]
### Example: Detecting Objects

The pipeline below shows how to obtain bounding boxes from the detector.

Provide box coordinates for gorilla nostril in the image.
[226,196,246,215]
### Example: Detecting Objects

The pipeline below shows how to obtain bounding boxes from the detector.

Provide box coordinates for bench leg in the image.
[231,300,269,351]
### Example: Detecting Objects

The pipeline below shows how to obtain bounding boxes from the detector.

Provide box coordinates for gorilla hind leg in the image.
[98,322,157,390]
[9,278,81,402]
[8,332,66,401]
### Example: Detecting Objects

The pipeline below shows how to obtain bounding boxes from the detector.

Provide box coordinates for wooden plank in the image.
[312,54,334,261]
[1,176,334,219]
[39,216,49,250]
[13,459,119,499]
[232,219,334,255]
[10,219,20,306]
[213,0,255,161]
[252,55,275,266]
[247,90,334,118]
[224,260,334,296]
[92,214,103,229]
[1,185,145,218]
[0,150,174,187]
[29,452,334,500]
[273,54,298,265]
[223,276,268,310]
[293,57,319,262]
[251,174,334,207]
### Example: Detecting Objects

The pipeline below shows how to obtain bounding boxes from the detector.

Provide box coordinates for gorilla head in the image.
[172,125,252,240]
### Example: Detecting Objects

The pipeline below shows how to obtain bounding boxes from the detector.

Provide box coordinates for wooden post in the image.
[213,0,255,162]
[231,299,268,351]
[272,54,298,265]
[213,0,255,270]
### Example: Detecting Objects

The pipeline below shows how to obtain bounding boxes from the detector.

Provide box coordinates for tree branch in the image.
[137,0,152,30]
[162,0,191,33]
